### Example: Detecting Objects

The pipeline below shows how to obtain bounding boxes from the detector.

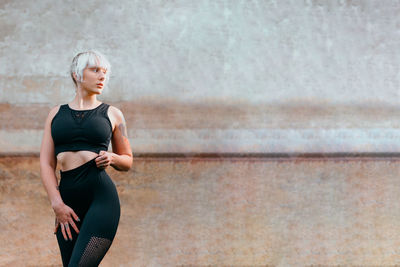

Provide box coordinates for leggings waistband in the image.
[60,157,98,178]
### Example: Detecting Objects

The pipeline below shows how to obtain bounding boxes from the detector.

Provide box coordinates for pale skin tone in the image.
[39,62,133,242]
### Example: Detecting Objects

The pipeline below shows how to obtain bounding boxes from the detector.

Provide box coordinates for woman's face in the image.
[79,65,108,94]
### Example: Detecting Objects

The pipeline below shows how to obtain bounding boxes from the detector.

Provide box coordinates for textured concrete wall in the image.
[1,0,400,105]
[1,0,400,154]
[2,101,400,155]
[2,3,400,266]
[2,156,400,266]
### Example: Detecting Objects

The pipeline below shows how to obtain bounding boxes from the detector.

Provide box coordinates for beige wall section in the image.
[2,156,400,266]
[2,2,400,266]
[2,101,400,155]
[1,1,400,105]
[1,1,400,154]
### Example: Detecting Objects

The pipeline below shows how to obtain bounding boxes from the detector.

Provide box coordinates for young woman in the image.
[39,50,133,266]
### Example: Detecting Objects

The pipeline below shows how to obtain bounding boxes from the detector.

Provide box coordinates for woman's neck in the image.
[70,96,100,109]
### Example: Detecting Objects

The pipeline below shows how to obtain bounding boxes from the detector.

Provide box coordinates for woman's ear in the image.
[72,72,80,83]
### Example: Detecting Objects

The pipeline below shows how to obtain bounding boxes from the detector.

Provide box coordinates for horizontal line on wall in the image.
[2,152,400,160]
[2,128,400,155]
[133,152,400,159]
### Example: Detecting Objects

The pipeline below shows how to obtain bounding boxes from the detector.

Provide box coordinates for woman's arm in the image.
[109,106,133,171]
[39,105,80,240]
[39,105,63,208]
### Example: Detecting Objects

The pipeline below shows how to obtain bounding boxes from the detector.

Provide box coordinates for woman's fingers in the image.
[96,160,105,169]
[64,222,73,241]
[54,204,81,240]
[70,210,80,224]
[59,220,78,241]
[54,218,59,234]
[60,223,68,241]
[95,153,110,169]
[68,218,80,234]
[67,208,80,234]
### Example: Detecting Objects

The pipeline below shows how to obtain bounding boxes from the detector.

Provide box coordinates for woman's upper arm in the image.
[110,106,132,157]
[40,105,60,170]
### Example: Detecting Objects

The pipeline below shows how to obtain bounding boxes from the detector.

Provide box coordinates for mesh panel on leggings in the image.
[78,236,112,266]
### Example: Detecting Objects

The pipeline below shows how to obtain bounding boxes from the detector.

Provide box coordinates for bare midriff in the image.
[57,151,99,172]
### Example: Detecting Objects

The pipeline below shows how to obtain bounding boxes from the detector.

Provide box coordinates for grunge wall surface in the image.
[0,0,399,154]
[1,1,400,266]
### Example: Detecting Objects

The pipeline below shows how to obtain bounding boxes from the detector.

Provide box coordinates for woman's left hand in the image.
[95,150,113,169]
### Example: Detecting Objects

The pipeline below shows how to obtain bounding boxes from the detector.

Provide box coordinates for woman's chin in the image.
[86,90,102,95]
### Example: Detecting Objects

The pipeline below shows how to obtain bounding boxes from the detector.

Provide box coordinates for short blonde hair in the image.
[70,50,111,86]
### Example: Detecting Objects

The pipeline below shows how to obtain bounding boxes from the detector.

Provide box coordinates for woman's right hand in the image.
[52,202,80,241]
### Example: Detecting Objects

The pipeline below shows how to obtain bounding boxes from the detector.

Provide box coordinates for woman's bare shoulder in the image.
[45,104,62,125]
[108,105,126,121]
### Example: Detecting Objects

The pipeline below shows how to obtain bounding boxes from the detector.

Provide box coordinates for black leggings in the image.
[55,157,120,266]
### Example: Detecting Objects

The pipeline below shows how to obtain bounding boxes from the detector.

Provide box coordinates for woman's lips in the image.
[96,83,104,87]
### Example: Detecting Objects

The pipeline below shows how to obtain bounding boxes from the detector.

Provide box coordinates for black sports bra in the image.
[51,102,113,156]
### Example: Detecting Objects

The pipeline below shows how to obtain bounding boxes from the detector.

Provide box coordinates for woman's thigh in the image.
[67,171,121,266]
